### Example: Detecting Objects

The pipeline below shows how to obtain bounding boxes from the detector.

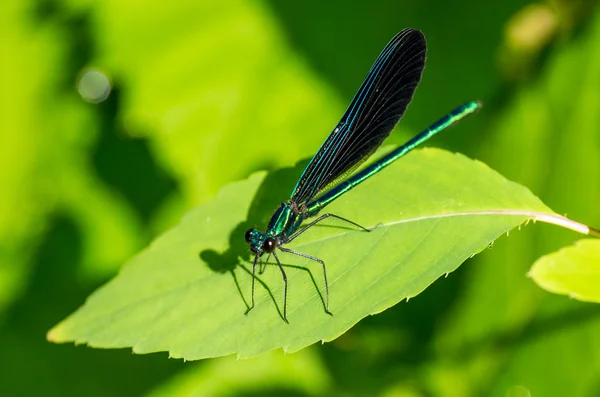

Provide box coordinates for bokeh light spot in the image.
[77,68,111,103]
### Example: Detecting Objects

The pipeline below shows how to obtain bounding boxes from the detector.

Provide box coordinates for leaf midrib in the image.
[293,209,559,249]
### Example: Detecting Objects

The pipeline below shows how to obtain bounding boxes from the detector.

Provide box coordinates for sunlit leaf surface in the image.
[49,149,555,359]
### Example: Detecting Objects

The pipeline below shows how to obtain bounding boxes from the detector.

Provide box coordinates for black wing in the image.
[290,28,426,205]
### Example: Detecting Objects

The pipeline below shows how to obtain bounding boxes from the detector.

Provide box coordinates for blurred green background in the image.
[1,0,600,396]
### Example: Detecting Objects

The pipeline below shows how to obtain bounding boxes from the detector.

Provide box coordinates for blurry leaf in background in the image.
[87,0,344,206]
[49,148,567,360]
[1,0,179,395]
[498,3,559,81]
[0,0,56,317]
[431,7,600,397]
[147,349,329,397]
[0,1,142,318]
[529,239,600,302]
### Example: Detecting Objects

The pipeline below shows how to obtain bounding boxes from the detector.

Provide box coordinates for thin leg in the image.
[288,213,371,242]
[244,255,259,316]
[272,251,288,322]
[279,246,332,316]
[259,254,271,275]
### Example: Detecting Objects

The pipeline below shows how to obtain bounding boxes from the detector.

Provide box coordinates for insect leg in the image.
[279,246,332,315]
[288,213,371,242]
[244,255,259,316]
[259,253,271,275]
[272,251,288,322]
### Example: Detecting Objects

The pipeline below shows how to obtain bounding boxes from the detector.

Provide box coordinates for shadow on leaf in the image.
[199,160,308,320]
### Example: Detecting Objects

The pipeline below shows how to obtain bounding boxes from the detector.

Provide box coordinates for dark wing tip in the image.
[290,28,427,204]
[396,28,426,44]
[393,28,427,64]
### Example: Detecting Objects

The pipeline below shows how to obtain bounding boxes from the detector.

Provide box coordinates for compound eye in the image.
[244,229,254,243]
[263,237,276,253]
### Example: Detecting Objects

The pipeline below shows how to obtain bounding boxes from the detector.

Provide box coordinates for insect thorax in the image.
[266,202,304,240]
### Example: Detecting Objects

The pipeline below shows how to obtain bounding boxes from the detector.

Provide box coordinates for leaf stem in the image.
[588,226,600,238]
[532,213,594,236]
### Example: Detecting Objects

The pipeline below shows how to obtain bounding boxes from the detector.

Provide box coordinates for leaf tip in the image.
[46,328,58,343]
[46,325,66,344]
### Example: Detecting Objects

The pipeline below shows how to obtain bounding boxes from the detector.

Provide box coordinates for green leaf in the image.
[48,148,558,359]
[529,239,600,303]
